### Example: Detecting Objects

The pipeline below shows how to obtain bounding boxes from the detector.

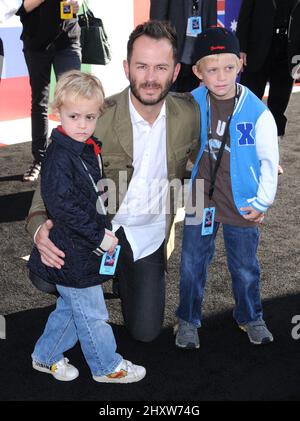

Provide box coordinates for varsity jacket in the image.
[150,0,217,61]
[236,0,300,72]
[191,84,279,214]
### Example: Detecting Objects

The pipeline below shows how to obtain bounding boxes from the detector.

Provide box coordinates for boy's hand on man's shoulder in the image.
[240,206,264,224]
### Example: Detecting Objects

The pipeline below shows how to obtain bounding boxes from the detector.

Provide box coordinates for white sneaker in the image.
[93,359,146,384]
[32,357,79,381]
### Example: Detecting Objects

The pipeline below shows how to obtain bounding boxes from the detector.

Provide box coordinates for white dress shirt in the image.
[112,93,168,261]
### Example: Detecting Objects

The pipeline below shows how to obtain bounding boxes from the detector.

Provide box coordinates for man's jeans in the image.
[176,221,263,327]
[32,284,122,376]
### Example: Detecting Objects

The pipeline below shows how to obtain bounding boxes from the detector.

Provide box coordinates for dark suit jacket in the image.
[236,0,300,71]
[150,0,217,60]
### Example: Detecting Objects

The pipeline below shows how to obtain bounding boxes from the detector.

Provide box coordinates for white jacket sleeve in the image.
[0,0,22,23]
[252,109,279,212]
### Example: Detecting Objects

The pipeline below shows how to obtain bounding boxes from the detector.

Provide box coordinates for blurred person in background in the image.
[17,0,82,182]
[236,0,300,175]
[150,0,217,92]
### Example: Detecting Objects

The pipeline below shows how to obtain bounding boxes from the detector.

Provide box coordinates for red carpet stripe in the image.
[0,77,31,121]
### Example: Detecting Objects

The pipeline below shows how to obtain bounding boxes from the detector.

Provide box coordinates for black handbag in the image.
[78,2,112,65]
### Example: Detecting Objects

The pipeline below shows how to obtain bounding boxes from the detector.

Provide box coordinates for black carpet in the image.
[1,294,300,402]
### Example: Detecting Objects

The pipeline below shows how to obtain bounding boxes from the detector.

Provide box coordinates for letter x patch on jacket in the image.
[236,122,255,146]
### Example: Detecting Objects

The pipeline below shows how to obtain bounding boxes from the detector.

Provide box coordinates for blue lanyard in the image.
[79,156,107,216]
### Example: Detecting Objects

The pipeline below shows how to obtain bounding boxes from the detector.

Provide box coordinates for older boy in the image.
[175,27,279,349]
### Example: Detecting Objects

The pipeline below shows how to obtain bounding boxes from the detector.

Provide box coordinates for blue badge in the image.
[99,245,121,276]
[201,207,215,236]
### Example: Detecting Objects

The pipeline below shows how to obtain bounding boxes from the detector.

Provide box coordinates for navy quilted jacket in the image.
[28,128,111,288]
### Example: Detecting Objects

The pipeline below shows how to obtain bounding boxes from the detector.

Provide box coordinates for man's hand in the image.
[35,219,65,269]
[108,235,119,256]
[240,206,264,223]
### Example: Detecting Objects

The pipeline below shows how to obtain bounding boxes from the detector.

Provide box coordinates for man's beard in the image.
[129,77,174,106]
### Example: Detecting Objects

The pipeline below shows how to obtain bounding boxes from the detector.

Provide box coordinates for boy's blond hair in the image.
[194,53,241,74]
[51,70,105,114]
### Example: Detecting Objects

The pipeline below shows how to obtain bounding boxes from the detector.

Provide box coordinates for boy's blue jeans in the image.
[32,284,122,376]
[176,220,263,327]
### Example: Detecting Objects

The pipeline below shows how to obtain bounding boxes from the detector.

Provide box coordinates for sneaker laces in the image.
[179,320,197,341]
[246,320,267,329]
[51,357,70,374]
[243,320,272,340]
[123,360,133,373]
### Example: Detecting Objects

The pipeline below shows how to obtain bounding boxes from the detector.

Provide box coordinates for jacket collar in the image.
[128,90,166,125]
[50,127,101,156]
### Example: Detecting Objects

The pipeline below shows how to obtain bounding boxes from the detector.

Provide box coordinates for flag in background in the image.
[217,0,242,32]
[224,0,242,32]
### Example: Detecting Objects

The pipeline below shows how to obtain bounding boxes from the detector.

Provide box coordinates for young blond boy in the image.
[28,70,146,383]
[175,28,279,348]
